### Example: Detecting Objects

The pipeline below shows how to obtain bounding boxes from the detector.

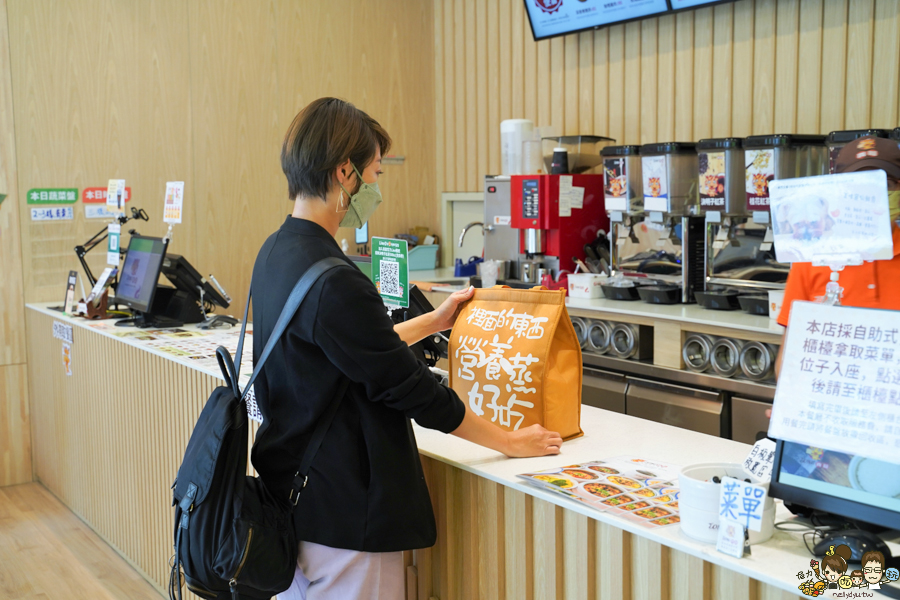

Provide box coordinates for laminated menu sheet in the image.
[518,455,682,528]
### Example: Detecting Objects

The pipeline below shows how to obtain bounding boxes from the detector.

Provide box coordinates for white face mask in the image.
[337,163,382,229]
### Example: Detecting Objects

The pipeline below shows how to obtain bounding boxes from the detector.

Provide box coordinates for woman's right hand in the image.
[505,424,563,457]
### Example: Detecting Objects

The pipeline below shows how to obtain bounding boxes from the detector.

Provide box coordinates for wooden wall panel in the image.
[0,364,30,486]
[0,0,25,369]
[433,0,900,193]
[8,0,435,319]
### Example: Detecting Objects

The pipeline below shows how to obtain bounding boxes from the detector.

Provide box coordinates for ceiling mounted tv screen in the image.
[524,0,737,42]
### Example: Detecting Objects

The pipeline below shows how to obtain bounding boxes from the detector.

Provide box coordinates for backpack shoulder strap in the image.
[237,256,348,397]
[236,255,352,503]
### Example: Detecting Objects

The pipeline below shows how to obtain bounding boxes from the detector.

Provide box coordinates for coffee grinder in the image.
[509,135,613,283]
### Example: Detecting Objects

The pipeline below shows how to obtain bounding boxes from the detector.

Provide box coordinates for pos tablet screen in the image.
[117,235,167,314]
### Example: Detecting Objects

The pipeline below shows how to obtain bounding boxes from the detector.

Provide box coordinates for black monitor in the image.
[116,235,167,315]
[769,439,900,530]
[160,254,230,309]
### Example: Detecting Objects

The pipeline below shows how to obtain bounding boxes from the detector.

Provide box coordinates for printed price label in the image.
[164,181,185,224]
[27,188,77,204]
[31,206,74,221]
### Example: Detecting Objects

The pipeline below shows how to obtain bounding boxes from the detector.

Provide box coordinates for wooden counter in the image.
[28,303,892,600]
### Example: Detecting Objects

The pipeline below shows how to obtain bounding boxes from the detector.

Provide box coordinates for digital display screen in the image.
[776,441,900,515]
[525,0,668,41]
[355,222,368,245]
[118,236,166,311]
[669,0,723,9]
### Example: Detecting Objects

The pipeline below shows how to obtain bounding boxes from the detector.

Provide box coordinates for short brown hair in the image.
[861,550,885,570]
[281,97,392,200]
[822,544,851,575]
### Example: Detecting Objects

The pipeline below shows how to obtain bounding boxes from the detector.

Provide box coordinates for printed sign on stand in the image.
[742,438,777,483]
[769,171,892,265]
[769,301,900,463]
[63,271,78,315]
[371,237,409,309]
[718,476,767,532]
[84,187,130,219]
[107,223,121,265]
[163,181,185,224]
[107,179,126,213]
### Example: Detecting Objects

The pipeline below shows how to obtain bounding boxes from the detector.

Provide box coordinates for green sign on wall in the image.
[27,188,78,204]
[372,236,409,308]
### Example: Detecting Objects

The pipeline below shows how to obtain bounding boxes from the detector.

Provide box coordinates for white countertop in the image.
[413,406,900,597]
[28,303,233,382]
[566,296,786,337]
[408,267,467,283]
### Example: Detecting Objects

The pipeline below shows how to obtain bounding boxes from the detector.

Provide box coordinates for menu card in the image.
[518,455,681,528]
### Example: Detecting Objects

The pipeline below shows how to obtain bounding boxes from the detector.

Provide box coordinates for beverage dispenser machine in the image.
[700,134,827,311]
[602,143,705,304]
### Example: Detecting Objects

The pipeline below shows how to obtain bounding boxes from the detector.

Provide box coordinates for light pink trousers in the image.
[276,541,405,600]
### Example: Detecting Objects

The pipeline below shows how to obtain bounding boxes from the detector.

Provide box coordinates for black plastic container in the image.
[737,294,769,316]
[637,285,681,305]
[696,290,741,310]
[601,282,642,301]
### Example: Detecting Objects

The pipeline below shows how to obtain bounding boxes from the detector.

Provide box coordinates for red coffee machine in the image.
[510,173,609,274]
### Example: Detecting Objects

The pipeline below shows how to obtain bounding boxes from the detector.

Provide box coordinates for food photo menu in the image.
[518,455,682,528]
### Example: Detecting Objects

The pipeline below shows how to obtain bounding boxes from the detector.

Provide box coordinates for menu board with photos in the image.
[518,456,681,528]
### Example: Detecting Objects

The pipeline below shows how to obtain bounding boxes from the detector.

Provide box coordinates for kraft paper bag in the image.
[449,286,583,441]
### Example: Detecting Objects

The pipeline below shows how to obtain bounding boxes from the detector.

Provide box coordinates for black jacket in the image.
[249,216,466,552]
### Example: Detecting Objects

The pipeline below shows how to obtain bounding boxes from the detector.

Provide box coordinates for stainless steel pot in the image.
[587,320,613,355]
[739,341,776,381]
[682,334,715,373]
[610,323,640,359]
[711,338,744,378]
[518,259,543,283]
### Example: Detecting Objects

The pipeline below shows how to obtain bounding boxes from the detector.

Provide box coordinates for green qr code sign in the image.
[371,237,409,308]
[27,188,78,204]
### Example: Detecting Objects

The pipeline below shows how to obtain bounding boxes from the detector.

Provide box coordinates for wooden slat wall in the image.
[0,0,29,487]
[7,0,436,312]
[433,0,900,194]
[417,456,801,600]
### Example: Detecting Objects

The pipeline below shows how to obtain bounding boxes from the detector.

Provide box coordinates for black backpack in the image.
[169,257,349,600]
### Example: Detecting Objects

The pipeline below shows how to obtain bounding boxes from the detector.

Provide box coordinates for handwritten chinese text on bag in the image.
[449,286,583,440]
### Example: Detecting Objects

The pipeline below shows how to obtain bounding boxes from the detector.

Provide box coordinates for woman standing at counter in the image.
[249,98,563,600]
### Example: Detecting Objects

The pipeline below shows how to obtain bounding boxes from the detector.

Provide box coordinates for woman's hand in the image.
[504,424,563,457]
[451,406,563,457]
[430,285,475,333]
